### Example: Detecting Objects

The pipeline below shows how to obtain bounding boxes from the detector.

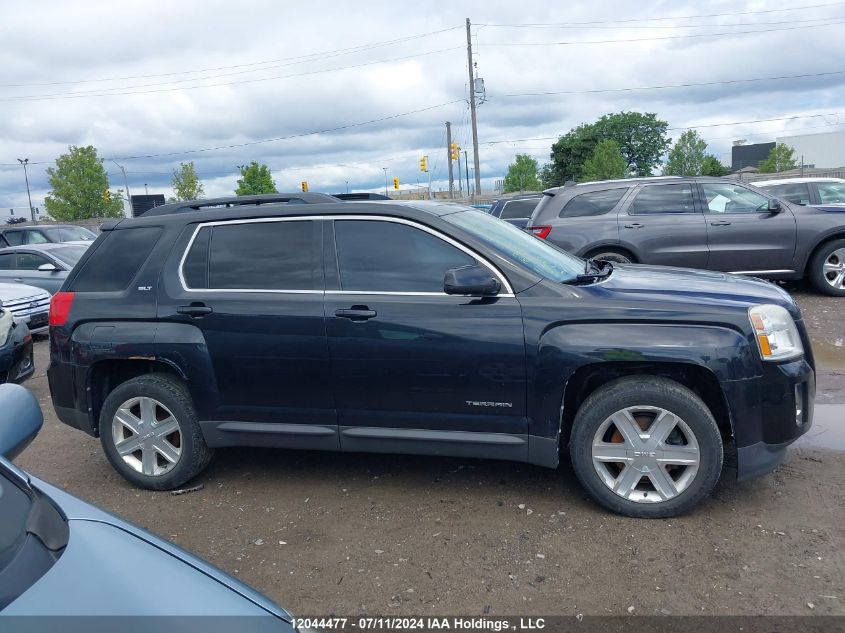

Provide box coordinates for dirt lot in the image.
[16,282,845,617]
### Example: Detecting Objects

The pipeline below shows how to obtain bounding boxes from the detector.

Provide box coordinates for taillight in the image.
[49,291,75,327]
[529,225,552,239]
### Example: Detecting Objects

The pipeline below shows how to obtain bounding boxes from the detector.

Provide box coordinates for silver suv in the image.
[527,176,845,296]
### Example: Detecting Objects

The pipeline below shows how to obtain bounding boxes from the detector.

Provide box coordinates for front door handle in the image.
[710,220,732,226]
[335,307,377,321]
[623,222,644,229]
[177,303,213,317]
[14,278,23,282]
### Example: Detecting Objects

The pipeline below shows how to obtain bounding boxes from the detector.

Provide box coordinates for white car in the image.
[755,177,845,207]
[0,283,51,334]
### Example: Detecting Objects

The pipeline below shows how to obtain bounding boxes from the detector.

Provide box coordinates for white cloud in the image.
[1,0,844,209]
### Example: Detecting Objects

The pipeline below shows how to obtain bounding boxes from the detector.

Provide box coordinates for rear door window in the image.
[187,220,320,291]
[629,184,697,215]
[2,231,24,246]
[817,181,845,204]
[561,188,628,217]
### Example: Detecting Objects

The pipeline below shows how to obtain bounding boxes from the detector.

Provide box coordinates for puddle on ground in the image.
[812,338,845,371]
[797,404,845,452]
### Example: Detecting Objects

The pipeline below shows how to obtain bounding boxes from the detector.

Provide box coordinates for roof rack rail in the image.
[140,193,341,216]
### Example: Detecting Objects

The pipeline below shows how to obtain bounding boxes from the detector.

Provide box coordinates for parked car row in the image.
[43,196,813,520]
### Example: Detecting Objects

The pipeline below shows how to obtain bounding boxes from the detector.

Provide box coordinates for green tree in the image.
[235,161,278,195]
[758,143,797,173]
[170,161,205,201]
[700,155,730,177]
[503,153,542,192]
[582,139,627,181]
[44,145,124,221]
[664,130,708,176]
[545,111,670,185]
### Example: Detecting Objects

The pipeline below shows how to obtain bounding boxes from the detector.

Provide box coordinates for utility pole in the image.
[466,18,481,196]
[445,121,454,198]
[17,159,34,223]
[426,155,433,200]
[110,159,132,217]
[464,150,471,197]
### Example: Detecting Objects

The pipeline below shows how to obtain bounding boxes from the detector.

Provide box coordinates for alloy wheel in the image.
[822,248,845,290]
[111,396,183,476]
[591,405,700,503]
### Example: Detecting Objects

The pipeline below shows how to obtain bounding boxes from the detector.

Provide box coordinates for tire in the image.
[569,376,723,518]
[588,249,634,264]
[808,239,845,297]
[99,373,214,490]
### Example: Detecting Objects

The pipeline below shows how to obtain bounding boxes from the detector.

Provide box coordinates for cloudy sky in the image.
[1,0,844,211]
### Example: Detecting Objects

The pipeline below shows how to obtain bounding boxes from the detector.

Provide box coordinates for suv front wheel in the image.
[99,374,214,490]
[570,376,723,518]
[808,239,845,297]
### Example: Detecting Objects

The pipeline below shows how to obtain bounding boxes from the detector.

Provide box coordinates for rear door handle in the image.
[710,220,732,226]
[623,222,644,229]
[14,278,23,282]
[335,307,377,321]
[177,303,213,317]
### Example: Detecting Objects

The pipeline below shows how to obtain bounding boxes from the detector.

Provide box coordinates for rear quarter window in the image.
[68,226,162,292]
[560,188,628,218]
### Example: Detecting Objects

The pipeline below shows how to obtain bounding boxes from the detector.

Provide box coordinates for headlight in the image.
[0,309,12,347]
[748,304,803,361]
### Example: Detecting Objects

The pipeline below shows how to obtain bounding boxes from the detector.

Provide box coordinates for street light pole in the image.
[382,167,388,197]
[17,159,34,223]
[109,159,132,217]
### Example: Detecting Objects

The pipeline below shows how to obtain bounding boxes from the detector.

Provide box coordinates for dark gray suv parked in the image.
[528,176,845,296]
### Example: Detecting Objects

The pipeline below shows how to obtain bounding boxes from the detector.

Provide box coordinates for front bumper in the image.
[724,356,814,481]
[0,325,34,384]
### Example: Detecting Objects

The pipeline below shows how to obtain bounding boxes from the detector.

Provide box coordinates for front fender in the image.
[527,322,759,451]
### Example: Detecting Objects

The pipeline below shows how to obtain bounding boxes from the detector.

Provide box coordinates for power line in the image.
[493,69,845,98]
[0,26,462,89]
[475,2,845,27]
[1,47,462,102]
[0,99,464,166]
[478,14,844,30]
[479,18,845,46]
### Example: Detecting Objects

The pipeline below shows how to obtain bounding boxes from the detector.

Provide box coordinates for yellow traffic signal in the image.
[301,181,308,192]
[450,143,459,161]
[102,189,110,201]
[419,156,428,173]
[393,177,400,190]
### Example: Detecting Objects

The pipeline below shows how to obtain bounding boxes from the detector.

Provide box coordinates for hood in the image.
[0,282,49,302]
[592,263,800,317]
[13,477,291,621]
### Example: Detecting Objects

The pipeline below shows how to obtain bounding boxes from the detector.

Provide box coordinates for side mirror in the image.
[0,383,43,460]
[38,263,59,272]
[444,264,501,297]
[768,198,782,213]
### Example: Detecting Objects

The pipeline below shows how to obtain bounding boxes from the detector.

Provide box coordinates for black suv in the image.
[528,176,845,296]
[47,200,815,517]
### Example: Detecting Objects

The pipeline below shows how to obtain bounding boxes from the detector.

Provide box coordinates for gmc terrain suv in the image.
[47,199,814,518]
[527,176,845,296]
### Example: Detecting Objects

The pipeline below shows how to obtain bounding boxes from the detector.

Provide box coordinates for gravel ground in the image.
[15,285,845,617]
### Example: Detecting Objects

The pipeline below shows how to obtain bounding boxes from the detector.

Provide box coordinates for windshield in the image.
[50,245,87,267]
[43,226,97,242]
[444,209,584,283]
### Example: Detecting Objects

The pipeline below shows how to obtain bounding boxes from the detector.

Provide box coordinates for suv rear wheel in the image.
[808,239,845,296]
[569,376,723,518]
[99,374,213,490]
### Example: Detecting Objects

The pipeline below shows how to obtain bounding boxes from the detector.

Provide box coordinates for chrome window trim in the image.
[729,269,795,275]
[177,214,515,296]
